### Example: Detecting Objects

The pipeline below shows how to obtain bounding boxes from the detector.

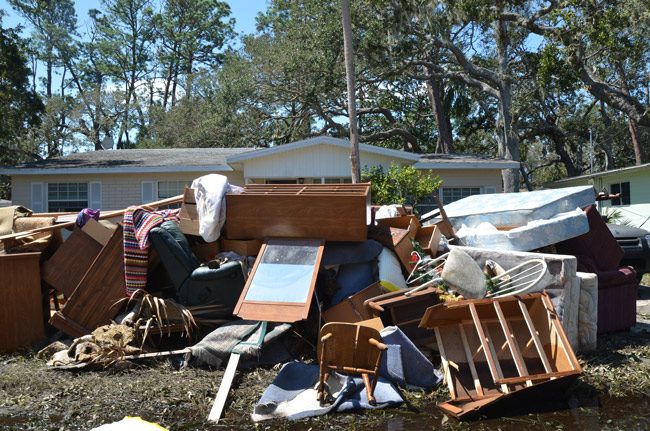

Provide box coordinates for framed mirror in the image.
[234,238,324,322]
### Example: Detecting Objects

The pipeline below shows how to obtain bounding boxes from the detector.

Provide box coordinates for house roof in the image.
[548,162,650,186]
[0,137,519,176]
[414,153,520,170]
[226,136,518,169]
[0,148,255,175]
[226,136,422,163]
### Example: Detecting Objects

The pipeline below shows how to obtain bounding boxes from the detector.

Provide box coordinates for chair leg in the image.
[362,373,376,405]
[317,370,330,404]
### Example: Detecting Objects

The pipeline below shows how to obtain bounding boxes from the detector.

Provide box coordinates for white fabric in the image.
[191,174,242,243]
[374,205,402,221]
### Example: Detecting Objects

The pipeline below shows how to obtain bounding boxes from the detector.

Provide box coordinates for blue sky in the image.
[0,0,268,36]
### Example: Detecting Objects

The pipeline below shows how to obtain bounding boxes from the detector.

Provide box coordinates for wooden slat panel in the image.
[518,300,553,374]
[494,301,532,386]
[434,327,457,400]
[49,226,126,337]
[468,303,503,389]
[459,323,484,397]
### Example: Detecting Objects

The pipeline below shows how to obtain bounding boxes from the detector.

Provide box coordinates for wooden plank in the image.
[0,252,44,353]
[482,323,510,393]
[434,327,457,400]
[518,300,553,374]
[459,323,484,397]
[495,369,581,385]
[41,228,103,297]
[49,226,126,337]
[493,301,532,387]
[208,352,241,423]
[468,303,502,387]
[541,294,581,372]
[0,194,183,242]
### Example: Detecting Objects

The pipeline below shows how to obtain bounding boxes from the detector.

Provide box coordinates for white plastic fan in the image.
[485,258,548,298]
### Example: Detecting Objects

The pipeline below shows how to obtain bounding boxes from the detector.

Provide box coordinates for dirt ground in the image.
[1,327,649,431]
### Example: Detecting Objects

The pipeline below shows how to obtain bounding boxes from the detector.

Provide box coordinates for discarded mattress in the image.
[441,185,595,231]
[455,208,590,251]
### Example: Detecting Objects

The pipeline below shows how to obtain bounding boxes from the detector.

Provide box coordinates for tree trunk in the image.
[616,64,644,165]
[495,17,519,192]
[341,0,361,183]
[424,69,454,153]
[598,101,617,170]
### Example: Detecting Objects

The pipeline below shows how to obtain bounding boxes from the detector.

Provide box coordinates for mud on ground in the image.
[1,329,649,431]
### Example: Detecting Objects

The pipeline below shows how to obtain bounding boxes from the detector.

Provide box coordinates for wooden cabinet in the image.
[0,252,44,353]
[225,184,370,242]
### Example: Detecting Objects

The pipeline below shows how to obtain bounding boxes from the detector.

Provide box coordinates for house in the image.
[546,163,650,228]
[0,136,518,213]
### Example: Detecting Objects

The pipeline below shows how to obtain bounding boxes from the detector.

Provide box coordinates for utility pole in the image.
[341,0,361,183]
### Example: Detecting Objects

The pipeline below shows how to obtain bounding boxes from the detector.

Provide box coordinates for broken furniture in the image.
[364,285,442,347]
[49,225,127,338]
[452,245,595,352]
[317,322,388,405]
[0,252,44,353]
[419,292,581,419]
[234,238,324,322]
[41,219,116,297]
[322,282,385,323]
[556,204,638,333]
[225,183,370,242]
[149,220,246,311]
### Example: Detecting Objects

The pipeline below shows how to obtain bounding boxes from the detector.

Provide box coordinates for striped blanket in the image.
[123,206,179,296]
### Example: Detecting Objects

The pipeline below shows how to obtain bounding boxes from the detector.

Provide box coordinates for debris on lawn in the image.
[0,174,645,426]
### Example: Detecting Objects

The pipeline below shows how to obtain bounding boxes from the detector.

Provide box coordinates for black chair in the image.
[148,221,245,314]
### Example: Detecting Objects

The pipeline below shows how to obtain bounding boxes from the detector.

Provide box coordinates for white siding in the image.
[242,144,410,179]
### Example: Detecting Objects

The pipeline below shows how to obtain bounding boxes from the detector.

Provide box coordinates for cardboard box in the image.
[179,187,200,236]
[220,238,262,257]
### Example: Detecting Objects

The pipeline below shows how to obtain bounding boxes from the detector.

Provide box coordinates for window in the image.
[157,181,189,199]
[610,182,630,206]
[441,187,482,205]
[47,183,88,212]
[323,177,353,184]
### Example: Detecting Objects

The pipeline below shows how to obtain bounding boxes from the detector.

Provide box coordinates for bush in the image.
[361,164,442,211]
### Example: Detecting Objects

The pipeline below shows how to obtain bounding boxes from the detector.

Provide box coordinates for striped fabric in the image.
[123,206,179,296]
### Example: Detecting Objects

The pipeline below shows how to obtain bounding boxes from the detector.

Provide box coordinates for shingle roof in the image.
[12,148,255,169]
[414,153,520,169]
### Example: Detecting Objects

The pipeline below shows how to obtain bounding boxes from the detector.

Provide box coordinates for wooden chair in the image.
[317,322,387,405]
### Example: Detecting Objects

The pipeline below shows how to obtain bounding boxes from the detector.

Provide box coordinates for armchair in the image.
[149,221,245,313]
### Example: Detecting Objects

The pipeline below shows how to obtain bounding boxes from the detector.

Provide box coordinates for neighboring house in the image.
[547,163,650,229]
[0,136,518,213]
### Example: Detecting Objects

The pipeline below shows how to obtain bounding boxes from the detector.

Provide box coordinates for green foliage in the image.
[600,207,632,226]
[361,164,442,209]
[0,24,44,199]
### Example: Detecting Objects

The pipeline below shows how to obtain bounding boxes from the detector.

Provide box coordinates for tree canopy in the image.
[0,0,648,194]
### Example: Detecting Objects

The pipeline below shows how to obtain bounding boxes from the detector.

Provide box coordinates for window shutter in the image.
[483,186,497,194]
[141,181,156,204]
[30,182,45,212]
[89,182,102,209]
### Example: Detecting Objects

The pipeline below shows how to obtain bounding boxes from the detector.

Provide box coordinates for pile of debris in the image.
[0,175,639,423]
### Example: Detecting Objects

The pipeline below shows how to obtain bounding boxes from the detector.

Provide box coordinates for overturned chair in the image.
[317,322,387,405]
[149,220,245,314]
